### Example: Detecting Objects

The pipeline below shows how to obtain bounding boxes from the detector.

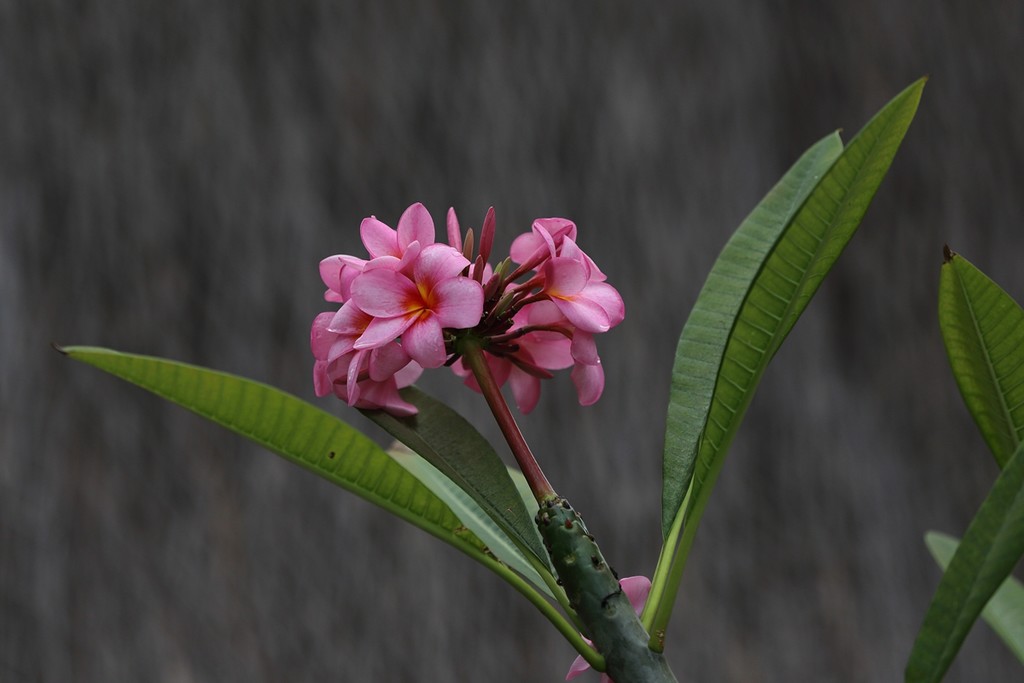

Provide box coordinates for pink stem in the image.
[460,339,556,502]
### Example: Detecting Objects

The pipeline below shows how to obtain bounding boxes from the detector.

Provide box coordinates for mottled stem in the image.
[537,498,678,683]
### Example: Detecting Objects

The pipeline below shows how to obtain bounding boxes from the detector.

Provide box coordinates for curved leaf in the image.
[660,129,844,535]
[59,346,487,554]
[61,346,592,656]
[907,441,1024,681]
[939,249,1024,468]
[925,531,1024,665]
[363,387,551,572]
[387,441,554,598]
[647,78,926,644]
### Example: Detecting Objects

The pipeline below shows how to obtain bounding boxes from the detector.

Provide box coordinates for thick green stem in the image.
[537,498,678,683]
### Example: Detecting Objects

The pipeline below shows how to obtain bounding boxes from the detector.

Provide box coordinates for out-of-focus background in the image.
[3,1,1023,681]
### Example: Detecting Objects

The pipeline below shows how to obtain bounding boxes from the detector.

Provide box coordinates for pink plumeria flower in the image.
[318,202,435,302]
[361,201,436,260]
[452,301,574,413]
[310,310,421,415]
[542,260,624,334]
[313,202,623,417]
[350,243,484,368]
[565,576,652,683]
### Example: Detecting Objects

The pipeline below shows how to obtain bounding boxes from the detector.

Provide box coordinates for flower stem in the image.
[459,338,556,503]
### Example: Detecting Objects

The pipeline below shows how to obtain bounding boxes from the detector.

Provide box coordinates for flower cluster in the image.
[312,202,624,416]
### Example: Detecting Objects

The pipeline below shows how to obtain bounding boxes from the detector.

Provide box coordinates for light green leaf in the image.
[925,531,1024,665]
[906,440,1024,681]
[647,78,926,646]
[388,441,554,598]
[364,387,551,572]
[59,346,487,556]
[939,249,1024,468]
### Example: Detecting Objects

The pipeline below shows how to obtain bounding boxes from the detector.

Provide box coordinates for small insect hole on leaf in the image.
[328,451,336,459]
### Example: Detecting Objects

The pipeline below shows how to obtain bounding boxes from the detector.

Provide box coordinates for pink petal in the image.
[327,337,354,363]
[509,231,544,265]
[522,332,573,369]
[533,217,577,245]
[397,202,435,249]
[509,367,541,414]
[571,361,604,405]
[351,269,420,317]
[582,281,625,327]
[402,314,447,368]
[565,653,592,681]
[359,379,419,417]
[392,360,424,388]
[413,244,471,287]
[620,576,652,615]
[523,300,567,326]
[570,331,599,365]
[327,301,372,335]
[551,295,611,333]
[432,277,484,329]
[313,360,332,397]
[360,216,399,258]
[319,255,347,292]
[345,351,366,406]
[446,207,461,249]
[368,343,411,381]
[543,258,588,297]
[311,312,338,358]
[355,314,416,350]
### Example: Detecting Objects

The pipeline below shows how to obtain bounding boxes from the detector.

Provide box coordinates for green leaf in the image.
[62,346,592,658]
[363,387,551,572]
[387,441,554,598]
[925,531,1024,665]
[659,130,844,536]
[939,250,1024,468]
[647,78,926,645]
[59,346,488,556]
[907,440,1024,681]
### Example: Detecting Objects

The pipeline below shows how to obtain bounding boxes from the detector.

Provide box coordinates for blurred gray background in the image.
[3,1,1023,681]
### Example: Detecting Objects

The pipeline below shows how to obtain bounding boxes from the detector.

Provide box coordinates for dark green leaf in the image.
[388,442,554,597]
[364,387,551,571]
[660,130,843,535]
[907,440,1024,681]
[647,79,926,643]
[667,77,925,535]
[925,531,1024,665]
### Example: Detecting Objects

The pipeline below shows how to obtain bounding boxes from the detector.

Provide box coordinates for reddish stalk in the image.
[459,338,556,503]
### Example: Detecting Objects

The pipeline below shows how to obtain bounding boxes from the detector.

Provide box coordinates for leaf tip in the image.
[51,342,69,356]
[942,244,956,263]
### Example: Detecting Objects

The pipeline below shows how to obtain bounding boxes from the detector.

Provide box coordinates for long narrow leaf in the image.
[388,442,554,597]
[939,249,1024,468]
[907,441,1024,681]
[660,130,843,535]
[62,346,592,656]
[59,346,489,556]
[925,532,1024,665]
[647,79,926,643]
[364,387,551,571]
